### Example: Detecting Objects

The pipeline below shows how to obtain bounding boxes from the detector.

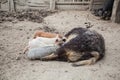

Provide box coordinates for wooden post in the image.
[0,2,1,9]
[13,0,16,12]
[0,1,1,9]
[111,0,120,23]
[50,0,56,10]
[89,0,94,11]
[11,0,15,12]
[8,0,15,12]
[8,0,11,11]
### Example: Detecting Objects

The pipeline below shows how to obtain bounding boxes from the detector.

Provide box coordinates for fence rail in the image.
[56,2,90,5]
[52,0,90,10]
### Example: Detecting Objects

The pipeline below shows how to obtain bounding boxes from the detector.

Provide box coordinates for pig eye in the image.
[56,39,58,42]
[62,39,66,42]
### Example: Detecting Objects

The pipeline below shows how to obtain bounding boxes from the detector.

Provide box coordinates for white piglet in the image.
[23,35,63,54]
[27,45,60,60]
[26,35,64,60]
[29,37,55,49]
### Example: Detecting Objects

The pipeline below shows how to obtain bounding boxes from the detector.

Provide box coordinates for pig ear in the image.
[36,36,39,38]
[56,34,59,38]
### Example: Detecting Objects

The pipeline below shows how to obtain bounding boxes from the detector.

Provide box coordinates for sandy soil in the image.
[0,10,120,80]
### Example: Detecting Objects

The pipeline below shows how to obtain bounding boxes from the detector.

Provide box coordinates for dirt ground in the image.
[0,10,120,80]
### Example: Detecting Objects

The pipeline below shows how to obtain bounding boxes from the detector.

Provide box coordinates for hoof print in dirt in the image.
[16,56,21,60]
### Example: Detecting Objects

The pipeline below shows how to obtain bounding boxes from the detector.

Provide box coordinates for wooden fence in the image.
[0,0,119,23]
[0,0,91,11]
[50,0,90,10]
[89,0,106,11]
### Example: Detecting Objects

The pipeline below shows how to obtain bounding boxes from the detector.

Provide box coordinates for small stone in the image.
[19,29,23,31]
[65,70,68,72]
[26,32,29,34]
[16,56,20,60]
[0,21,2,23]
[27,37,30,39]
[29,29,32,31]
[12,20,18,23]
[30,63,34,66]
[19,52,22,54]
[21,35,23,37]
[2,34,5,36]
[101,28,105,31]
[6,45,9,47]
[32,70,36,72]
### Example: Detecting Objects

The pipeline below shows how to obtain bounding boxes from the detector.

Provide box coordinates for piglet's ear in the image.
[56,34,59,38]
